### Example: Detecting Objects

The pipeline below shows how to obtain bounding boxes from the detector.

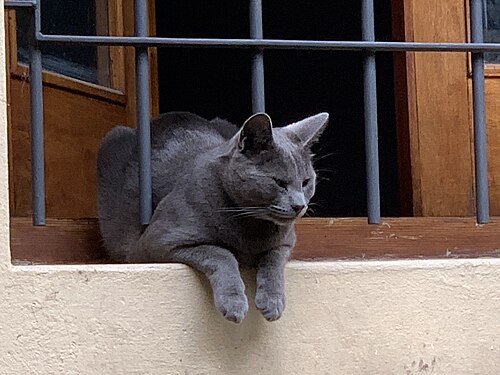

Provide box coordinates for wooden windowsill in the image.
[10,217,500,264]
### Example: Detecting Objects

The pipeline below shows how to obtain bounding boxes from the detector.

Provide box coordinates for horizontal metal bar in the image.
[4,0,36,8]
[36,34,500,52]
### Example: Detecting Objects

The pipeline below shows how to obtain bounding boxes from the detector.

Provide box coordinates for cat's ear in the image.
[238,113,274,154]
[283,112,329,147]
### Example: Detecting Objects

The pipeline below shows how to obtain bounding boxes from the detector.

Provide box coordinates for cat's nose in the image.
[291,204,306,215]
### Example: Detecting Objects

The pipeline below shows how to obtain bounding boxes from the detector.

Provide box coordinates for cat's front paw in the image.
[255,289,285,322]
[215,292,249,323]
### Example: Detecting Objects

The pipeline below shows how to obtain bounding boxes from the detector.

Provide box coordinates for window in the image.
[485,0,500,63]
[16,0,111,85]
[5,0,500,264]
[8,0,127,97]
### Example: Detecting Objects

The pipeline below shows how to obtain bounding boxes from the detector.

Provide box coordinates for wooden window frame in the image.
[464,0,500,78]
[5,0,127,105]
[7,0,500,264]
[9,217,500,264]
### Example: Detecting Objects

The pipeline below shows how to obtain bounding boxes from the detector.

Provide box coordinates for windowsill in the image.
[9,257,500,274]
[9,216,500,265]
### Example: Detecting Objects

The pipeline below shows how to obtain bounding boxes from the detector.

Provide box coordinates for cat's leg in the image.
[140,238,248,323]
[255,247,291,321]
[170,245,249,323]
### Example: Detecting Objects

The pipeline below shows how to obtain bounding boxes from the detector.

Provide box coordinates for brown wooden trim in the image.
[485,64,500,78]
[294,217,500,259]
[6,3,127,104]
[392,0,413,216]
[401,0,475,216]
[10,217,500,264]
[108,0,126,91]
[6,9,18,73]
[148,0,159,117]
[464,0,500,79]
[10,217,107,264]
[10,65,126,105]
[96,0,111,88]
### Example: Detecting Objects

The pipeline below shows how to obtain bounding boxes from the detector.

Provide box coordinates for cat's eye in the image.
[273,178,288,189]
[302,178,311,187]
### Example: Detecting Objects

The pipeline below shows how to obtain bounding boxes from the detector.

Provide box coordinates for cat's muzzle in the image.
[268,205,307,224]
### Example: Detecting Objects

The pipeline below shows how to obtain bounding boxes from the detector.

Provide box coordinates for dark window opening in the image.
[155,0,399,217]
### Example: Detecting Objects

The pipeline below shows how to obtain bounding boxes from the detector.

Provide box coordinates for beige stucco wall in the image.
[1,5,500,375]
[1,261,500,375]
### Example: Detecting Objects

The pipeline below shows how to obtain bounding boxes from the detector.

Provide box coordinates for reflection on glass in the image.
[485,0,500,63]
[16,0,111,86]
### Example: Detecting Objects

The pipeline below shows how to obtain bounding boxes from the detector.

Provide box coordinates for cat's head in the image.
[221,112,329,225]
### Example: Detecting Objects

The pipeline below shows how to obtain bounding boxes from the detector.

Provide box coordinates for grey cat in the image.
[97,111,329,323]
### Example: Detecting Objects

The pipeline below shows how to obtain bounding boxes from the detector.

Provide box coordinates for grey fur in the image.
[97,111,329,323]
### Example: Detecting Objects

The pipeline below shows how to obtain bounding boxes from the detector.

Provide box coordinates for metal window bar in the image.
[250,0,265,113]
[471,0,489,224]
[135,0,152,225]
[361,0,380,224]
[4,0,495,225]
[29,2,45,225]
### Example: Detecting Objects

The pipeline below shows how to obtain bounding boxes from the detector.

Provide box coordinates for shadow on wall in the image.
[155,0,399,217]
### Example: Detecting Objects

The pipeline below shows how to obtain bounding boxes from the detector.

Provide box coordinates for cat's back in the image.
[151,112,238,153]
[97,112,239,260]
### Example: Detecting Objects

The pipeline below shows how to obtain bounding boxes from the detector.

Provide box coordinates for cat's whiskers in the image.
[217,206,269,220]
[312,152,337,163]
[230,211,267,219]
[218,206,266,213]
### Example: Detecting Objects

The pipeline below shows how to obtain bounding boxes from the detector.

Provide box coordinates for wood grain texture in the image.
[8,80,128,218]
[108,0,126,91]
[404,0,475,215]
[10,67,126,104]
[486,78,500,214]
[10,217,500,264]
[392,0,414,216]
[10,217,107,263]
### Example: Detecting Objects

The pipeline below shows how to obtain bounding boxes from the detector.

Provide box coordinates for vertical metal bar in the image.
[29,2,45,225]
[361,0,380,224]
[250,0,265,112]
[470,0,489,224]
[135,0,152,225]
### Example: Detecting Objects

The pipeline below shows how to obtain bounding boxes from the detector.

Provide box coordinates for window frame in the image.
[5,0,127,105]
[5,0,500,264]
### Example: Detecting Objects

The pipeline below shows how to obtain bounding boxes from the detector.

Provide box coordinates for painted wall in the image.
[1,5,500,375]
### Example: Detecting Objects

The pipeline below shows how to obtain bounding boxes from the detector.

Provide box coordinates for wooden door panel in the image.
[398,0,475,216]
[9,80,128,218]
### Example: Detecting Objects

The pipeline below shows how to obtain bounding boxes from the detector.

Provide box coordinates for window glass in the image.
[485,0,500,63]
[16,0,111,86]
